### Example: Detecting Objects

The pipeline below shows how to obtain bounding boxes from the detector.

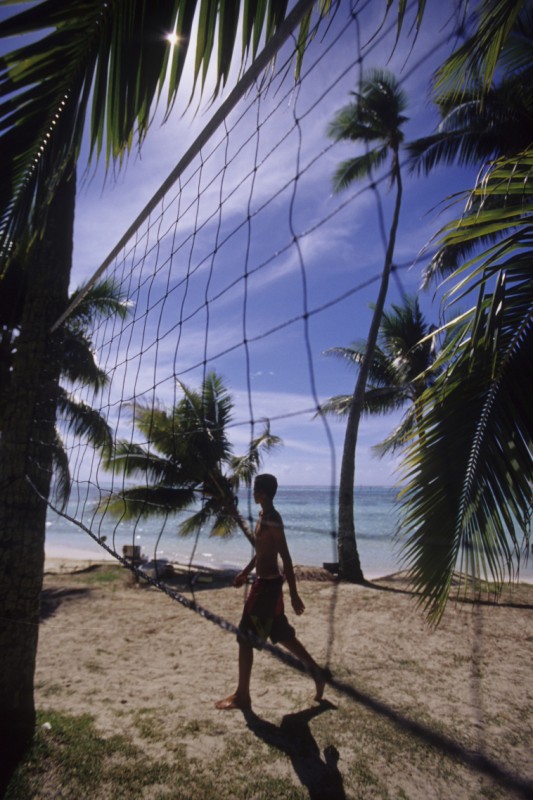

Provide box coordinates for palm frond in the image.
[67,278,130,328]
[324,344,396,387]
[105,439,187,486]
[418,149,533,294]
[430,151,533,307]
[384,0,427,41]
[58,329,109,392]
[125,400,201,471]
[372,406,417,457]
[317,395,353,418]
[50,427,71,510]
[102,372,279,543]
[328,69,407,196]
[332,149,389,191]
[230,421,282,488]
[101,484,196,520]
[434,0,525,101]
[362,385,409,416]
[209,509,240,538]
[399,326,532,622]
[408,80,533,176]
[398,152,533,622]
[174,372,234,468]
[177,505,213,537]
[0,0,333,258]
[56,389,113,455]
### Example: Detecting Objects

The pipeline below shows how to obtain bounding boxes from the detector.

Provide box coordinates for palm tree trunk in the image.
[230,505,255,546]
[337,161,403,582]
[0,165,75,786]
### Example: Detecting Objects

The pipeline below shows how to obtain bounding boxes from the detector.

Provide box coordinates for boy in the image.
[215,473,330,711]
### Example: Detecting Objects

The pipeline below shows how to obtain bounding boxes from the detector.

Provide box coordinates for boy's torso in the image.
[254,507,283,579]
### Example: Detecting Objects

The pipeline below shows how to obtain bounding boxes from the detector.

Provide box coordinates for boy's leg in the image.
[279,637,330,701]
[215,641,253,710]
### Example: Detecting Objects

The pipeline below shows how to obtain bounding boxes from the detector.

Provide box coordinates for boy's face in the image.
[253,484,266,504]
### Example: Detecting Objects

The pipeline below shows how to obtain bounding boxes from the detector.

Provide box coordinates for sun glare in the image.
[166,32,179,47]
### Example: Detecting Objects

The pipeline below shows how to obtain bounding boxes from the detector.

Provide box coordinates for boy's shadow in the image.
[244,700,345,800]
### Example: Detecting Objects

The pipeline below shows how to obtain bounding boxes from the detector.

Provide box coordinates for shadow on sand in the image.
[243,700,345,800]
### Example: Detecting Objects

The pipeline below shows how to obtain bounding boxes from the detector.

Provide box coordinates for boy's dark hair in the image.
[254,473,278,499]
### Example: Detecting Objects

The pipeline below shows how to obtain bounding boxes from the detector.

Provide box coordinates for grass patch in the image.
[5,710,309,800]
[69,565,124,586]
[5,711,182,800]
[132,708,168,742]
[7,700,525,799]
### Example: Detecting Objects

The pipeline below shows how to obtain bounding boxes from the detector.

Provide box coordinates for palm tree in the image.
[102,372,281,544]
[326,68,408,582]
[321,296,438,457]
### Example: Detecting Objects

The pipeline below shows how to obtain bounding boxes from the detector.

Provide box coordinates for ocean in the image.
[46,485,403,579]
[45,484,533,582]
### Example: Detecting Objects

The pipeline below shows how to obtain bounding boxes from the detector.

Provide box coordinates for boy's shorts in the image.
[237,575,295,649]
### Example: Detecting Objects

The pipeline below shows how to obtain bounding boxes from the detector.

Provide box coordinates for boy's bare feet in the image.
[314,668,332,701]
[215,693,251,711]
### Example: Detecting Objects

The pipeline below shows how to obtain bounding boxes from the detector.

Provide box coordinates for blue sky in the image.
[3,1,479,488]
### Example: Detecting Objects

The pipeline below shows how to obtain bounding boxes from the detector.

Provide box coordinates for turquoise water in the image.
[46,484,533,582]
[45,485,403,579]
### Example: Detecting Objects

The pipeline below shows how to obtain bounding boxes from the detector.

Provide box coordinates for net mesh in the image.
[43,6,418,568]
[31,1,460,629]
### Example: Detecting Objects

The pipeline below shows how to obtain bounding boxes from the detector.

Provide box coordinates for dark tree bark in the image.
[0,165,75,788]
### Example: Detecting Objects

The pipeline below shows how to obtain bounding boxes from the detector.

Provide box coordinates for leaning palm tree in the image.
[321,296,438,457]
[102,372,281,545]
[326,68,408,582]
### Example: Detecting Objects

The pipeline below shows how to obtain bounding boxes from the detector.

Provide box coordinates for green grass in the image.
[6,697,527,799]
[68,565,124,585]
[5,711,183,800]
[6,710,310,800]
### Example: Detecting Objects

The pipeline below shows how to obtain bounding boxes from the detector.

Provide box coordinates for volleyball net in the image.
[40,2,431,572]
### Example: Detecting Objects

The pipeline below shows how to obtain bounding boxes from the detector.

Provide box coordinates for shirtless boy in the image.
[215,473,330,711]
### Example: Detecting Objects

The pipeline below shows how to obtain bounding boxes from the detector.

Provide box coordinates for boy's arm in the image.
[233,555,256,587]
[276,528,305,615]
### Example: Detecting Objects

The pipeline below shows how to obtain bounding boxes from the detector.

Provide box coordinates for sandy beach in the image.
[30,557,533,799]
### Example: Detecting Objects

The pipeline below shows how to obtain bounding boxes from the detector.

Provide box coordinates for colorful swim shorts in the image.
[237,575,295,648]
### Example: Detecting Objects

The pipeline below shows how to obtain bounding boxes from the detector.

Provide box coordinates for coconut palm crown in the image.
[102,371,281,543]
[321,296,439,456]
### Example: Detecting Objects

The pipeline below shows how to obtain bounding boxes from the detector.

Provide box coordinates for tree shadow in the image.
[243,700,345,800]
[364,576,533,610]
[40,587,91,622]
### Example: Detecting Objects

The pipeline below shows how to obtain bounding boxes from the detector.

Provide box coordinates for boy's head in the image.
[253,473,278,501]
